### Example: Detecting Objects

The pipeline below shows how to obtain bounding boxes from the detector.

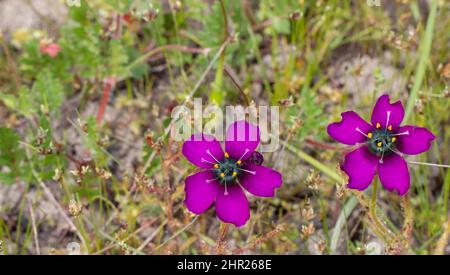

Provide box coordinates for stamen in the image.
[220,172,225,178]
[236,160,242,165]
[224,152,229,158]
[388,125,392,131]
[355,127,370,138]
[214,163,219,169]
[237,167,256,175]
[235,178,245,190]
[232,171,237,177]
[386,145,403,157]
[376,123,381,129]
[385,111,391,130]
[391,137,396,143]
[237,149,250,162]
[206,149,220,163]
[386,144,450,169]
[201,158,216,165]
[379,151,385,164]
[207,177,218,183]
[367,132,373,138]
[377,142,382,147]
[392,131,409,137]
[224,179,228,195]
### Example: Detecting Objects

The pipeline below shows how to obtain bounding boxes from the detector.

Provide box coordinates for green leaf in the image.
[0,128,26,185]
[108,39,130,78]
[33,70,64,115]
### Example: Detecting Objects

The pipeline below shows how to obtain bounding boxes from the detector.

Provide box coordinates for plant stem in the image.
[215,222,229,255]
[151,216,199,254]
[402,195,413,252]
[371,179,378,210]
[96,77,116,125]
[369,179,397,243]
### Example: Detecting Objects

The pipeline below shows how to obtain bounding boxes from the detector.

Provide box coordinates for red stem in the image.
[96,77,116,125]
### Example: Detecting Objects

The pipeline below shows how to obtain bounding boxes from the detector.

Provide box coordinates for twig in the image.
[83,217,143,255]
[233,224,284,255]
[27,200,40,255]
[151,216,199,254]
[137,220,168,252]
[126,44,210,72]
[224,64,250,106]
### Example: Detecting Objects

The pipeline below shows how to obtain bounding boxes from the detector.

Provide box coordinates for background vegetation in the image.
[0,0,449,255]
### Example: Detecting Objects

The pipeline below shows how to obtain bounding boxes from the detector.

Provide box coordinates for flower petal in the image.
[371,94,404,130]
[215,185,250,227]
[240,164,282,197]
[341,147,378,191]
[395,125,435,155]
[182,134,224,168]
[184,171,220,215]
[378,153,410,196]
[225,120,260,161]
[327,111,372,145]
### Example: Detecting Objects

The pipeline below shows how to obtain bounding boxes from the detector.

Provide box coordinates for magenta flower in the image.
[327,94,435,196]
[182,120,282,227]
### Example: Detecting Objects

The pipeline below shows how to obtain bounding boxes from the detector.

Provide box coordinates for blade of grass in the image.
[404,0,438,122]
[330,196,357,254]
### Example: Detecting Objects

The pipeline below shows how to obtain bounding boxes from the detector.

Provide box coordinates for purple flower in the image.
[182,120,282,227]
[327,94,435,196]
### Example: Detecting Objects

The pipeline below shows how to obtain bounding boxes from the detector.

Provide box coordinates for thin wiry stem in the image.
[151,216,199,254]
[27,200,40,255]
[407,161,450,169]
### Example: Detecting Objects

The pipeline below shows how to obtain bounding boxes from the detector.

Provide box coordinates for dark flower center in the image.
[204,149,258,191]
[213,157,242,185]
[367,127,396,156]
